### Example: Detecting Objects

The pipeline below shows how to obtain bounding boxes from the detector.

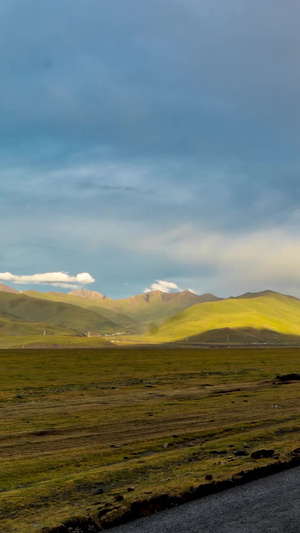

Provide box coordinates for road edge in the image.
[43,453,300,533]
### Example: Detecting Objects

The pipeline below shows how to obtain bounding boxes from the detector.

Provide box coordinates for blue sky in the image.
[1,0,300,298]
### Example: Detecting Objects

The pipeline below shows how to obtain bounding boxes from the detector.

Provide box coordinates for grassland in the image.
[143,293,300,342]
[0,334,111,349]
[1,346,300,532]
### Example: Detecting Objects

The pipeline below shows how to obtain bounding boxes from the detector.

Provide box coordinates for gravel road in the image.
[108,466,300,532]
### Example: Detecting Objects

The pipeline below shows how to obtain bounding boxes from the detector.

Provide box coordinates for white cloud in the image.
[144,279,200,295]
[144,280,182,293]
[0,271,95,289]
[188,288,199,295]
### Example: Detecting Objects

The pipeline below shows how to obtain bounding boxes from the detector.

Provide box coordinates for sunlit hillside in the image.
[23,289,221,331]
[144,293,300,343]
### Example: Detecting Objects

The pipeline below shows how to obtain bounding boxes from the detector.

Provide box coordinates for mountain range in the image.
[0,284,300,346]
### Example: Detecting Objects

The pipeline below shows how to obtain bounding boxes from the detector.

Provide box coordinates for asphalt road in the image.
[108,466,300,533]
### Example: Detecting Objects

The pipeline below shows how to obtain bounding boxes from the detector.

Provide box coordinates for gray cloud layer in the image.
[1,1,300,296]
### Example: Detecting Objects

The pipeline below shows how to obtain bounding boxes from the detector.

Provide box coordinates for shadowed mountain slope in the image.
[185,327,300,344]
[69,289,221,329]
[24,290,135,330]
[0,292,123,334]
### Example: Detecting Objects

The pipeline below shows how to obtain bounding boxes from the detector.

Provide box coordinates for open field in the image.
[0,334,111,349]
[1,346,300,532]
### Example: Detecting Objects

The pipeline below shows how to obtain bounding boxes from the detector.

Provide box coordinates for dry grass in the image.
[0,346,300,532]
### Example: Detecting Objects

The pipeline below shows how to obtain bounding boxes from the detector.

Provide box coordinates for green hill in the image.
[0,292,123,335]
[144,293,300,343]
[24,290,135,331]
[68,289,221,330]
[2,284,300,345]
[22,289,221,332]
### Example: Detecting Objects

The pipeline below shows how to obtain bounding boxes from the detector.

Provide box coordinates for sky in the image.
[1,0,300,298]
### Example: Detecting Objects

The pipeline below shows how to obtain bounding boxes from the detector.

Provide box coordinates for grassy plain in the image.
[0,334,111,349]
[1,346,300,532]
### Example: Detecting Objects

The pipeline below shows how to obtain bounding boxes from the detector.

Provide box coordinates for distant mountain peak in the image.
[146,290,164,296]
[235,289,298,301]
[0,283,19,294]
[68,289,110,300]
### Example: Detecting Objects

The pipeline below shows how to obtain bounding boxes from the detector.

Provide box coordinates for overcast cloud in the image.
[1,1,300,297]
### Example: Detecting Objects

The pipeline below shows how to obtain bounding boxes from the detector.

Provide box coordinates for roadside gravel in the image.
[108,466,300,532]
